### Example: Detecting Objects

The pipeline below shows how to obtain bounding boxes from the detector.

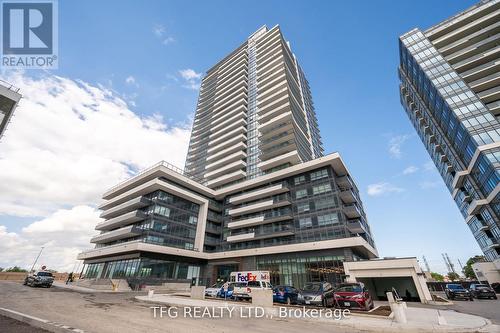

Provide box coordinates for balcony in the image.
[346,220,366,234]
[228,212,293,229]
[205,151,246,171]
[95,210,147,231]
[206,142,247,163]
[100,196,150,219]
[229,183,289,205]
[337,175,354,189]
[228,194,291,216]
[468,198,488,215]
[339,188,357,204]
[343,203,361,219]
[206,170,246,188]
[228,216,264,229]
[258,150,301,171]
[227,232,255,243]
[90,225,142,244]
[259,111,293,136]
[205,160,247,180]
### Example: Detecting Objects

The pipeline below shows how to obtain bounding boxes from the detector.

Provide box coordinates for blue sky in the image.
[1,0,483,273]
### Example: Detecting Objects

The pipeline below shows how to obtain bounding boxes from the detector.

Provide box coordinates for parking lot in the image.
[0,281,367,333]
[424,292,500,325]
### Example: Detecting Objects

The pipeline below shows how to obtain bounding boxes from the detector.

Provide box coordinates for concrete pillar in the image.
[251,289,273,307]
[387,292,407,324]
[190,286,206,300]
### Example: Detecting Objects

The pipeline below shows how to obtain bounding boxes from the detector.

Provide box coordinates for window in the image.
[310,169,328,181]
[189,216,198,224]
[295,189,308,199]
[317,213,339,226]
[294,175,306,185]
[184,242,194,250]
[299,217,312,228]
[315,196,338,210]
[312,183,332,195]
[153,205,170,217]
[297,201,310,213]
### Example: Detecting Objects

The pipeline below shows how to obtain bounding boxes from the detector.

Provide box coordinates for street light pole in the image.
[29,246,44,273]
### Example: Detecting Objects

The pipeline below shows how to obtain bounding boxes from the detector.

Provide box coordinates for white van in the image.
[232,279,272,300]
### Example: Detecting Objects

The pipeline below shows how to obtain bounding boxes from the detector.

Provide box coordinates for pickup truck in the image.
[23,271,54,288]
[233,280,272,300]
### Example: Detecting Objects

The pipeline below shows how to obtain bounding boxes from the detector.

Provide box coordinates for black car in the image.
[445,284,473,301]
[23,271,54,288]
[469,284,497,300]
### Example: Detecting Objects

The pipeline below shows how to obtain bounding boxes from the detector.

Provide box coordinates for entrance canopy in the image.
[343,257,432,303]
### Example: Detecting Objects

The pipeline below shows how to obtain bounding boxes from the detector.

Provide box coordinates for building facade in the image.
[0,80,21,141]
[78,26,376,288]
[398,0,500,260]
[185,25,323,188]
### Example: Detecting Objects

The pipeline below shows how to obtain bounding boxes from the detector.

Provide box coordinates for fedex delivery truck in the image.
[230,271,270,283]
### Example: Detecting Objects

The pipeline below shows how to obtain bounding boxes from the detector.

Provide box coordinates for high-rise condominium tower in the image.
[79,25,376,288]
[185,25,323,189]
[399,0,500,260]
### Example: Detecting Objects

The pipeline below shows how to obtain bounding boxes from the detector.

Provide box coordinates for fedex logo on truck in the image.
[230,271,270,283]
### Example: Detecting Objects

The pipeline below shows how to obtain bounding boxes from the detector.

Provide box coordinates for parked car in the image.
[217,282,247,298]
[273,285,300,305]
[445,284,473,301]
[23,271,54,288]
[233,280,272,300]
[205,283,222,298]
[298,282,335,307]
[469,284,497,300]
[333,283,374,311]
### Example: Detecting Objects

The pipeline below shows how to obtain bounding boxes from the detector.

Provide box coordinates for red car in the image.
[333,283,374,311]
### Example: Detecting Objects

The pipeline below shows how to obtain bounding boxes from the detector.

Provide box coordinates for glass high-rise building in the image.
[185,25,323,189]
[399,0,500,260]
[79,25,377,288]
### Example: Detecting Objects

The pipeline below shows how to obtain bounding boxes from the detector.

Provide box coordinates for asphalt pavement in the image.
[0,314,50,333]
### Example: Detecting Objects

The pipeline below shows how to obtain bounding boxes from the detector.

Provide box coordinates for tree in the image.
[463,255,485,279]
[447,272,460,281]
[0,267,3,272]
[431,272,444,281]
[5,266,27,273]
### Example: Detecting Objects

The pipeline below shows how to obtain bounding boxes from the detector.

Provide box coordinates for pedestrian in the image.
[66,272,74,285]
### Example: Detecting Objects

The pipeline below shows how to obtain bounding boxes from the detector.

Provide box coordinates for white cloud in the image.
[403,165,419,175]
[162,36,175,45]
[0,72,192,271]
[388,134,412,158]
[179,69,202,90]
[0,206,100,272]
[367,182,404,197]
[125,75,137,86]
[152,24,175,45]
[152,24,166,38]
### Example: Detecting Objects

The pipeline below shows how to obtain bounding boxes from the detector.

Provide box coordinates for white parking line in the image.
[0,307,85,333]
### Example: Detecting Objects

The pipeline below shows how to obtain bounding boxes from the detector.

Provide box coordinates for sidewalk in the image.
[52,281,130,293]
[136,294,499,333]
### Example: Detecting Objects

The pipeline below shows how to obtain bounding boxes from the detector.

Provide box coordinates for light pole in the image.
[29,246,44,273]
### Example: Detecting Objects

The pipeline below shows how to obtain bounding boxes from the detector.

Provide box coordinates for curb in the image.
[0,307,84,333]
[135,296,497,333]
